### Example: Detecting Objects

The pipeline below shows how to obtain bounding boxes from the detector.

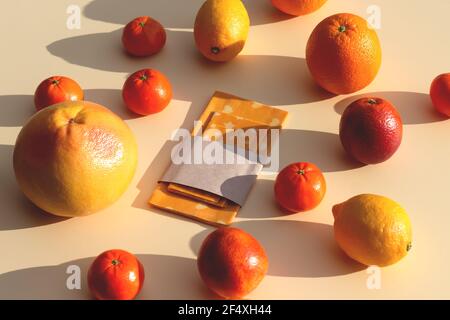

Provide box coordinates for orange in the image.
[197,227,268,299]
[339,97,403,164]
[430,73,450,117]
[271,0,327,16]
[306,13,382,94]
[13,101,138,217]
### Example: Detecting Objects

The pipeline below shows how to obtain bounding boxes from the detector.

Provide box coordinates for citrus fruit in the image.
[333,194,412,267]
[306,13,382,94]
[122,69,172,115]
[430,73,450,117]
[339,97,403,164]
[88,249,145,300]
[34,76,83,111]
[197,227,268,299]
[271,0,327,16]
[194,0,250,62]
[274,162,326,212]
[122,16,166,57]
[13,101,138,217]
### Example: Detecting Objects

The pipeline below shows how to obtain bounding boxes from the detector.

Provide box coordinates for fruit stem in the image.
[368,98,378,105]
[407,242,412,252]
[51,79,60,86]
[297,170,305,175]
[139,22,145,28]
[140,74,148,81]
[211,47,220,55]
[338,25,346,33]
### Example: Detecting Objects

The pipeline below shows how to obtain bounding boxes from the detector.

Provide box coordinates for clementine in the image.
[88,249,145,300]
[13,101,138,217]
[271,0,327,16]
[122,16,166,57]
[34,76,83,111]
[306,13,382,94]
[274,162,326,212]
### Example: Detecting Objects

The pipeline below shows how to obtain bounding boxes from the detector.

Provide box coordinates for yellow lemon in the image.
[333,194,412,267]
[194,0,250,62]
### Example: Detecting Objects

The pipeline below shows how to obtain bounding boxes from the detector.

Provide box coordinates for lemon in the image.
[194,0,250,62]
[333,194,412,267]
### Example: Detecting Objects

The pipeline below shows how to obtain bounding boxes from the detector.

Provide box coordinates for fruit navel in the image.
[111,259,121,266]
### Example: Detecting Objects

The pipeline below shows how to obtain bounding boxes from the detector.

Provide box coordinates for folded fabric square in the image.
[148,91,288,226]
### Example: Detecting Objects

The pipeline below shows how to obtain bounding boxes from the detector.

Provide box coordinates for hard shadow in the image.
[279,129,364,173]
[190,220,365,278]
[47,29,332,106]
[0,254,211,299]
[0,90,139,128]
[334,91,447,125]
[83,0,293,27]
[238,178,292,219]
[84,89,140,120]
[0,145,69,231]
[0,95,34,127]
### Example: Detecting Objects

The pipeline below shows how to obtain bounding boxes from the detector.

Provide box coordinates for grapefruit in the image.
[13,101,138,217]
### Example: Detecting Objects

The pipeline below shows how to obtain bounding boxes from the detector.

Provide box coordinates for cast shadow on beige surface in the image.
[132,128,364,219]
[0,254,213,299]
[334,91,447,125]
[0,95,35,127]
[83,0,293,27]
[0,90,138,127]
[190,220,364,278]
[84,89,141,120]
[47,29,333,106]
[0,145,68,231]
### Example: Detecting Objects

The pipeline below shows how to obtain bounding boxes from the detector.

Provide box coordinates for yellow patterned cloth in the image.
[148,91,288,226]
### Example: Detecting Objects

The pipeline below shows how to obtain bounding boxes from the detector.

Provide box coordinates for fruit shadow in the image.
[0,254,212,299]
[334,91,448,125]
[0,95,35,127]
[132,129,364,220]
[82,0,293,27]
[47,28,333,107]
[0,89,142,127]
[84,89,141,120]
[190,220,365,278]
[0,145,69,231]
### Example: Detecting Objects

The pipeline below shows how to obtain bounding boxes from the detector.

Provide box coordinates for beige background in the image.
[0,0,449,299]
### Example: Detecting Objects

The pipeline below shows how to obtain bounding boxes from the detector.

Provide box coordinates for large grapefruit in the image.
[13,101,138,217]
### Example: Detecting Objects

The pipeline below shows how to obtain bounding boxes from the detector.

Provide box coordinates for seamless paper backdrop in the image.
[0,0,449,299]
